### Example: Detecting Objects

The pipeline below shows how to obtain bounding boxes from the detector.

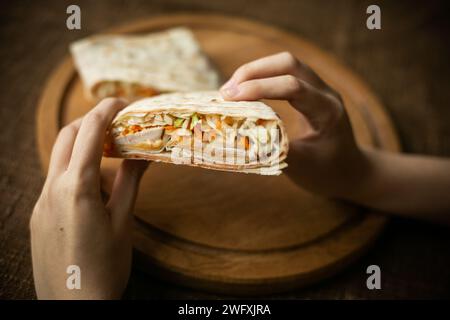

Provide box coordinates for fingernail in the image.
[221,85,239,98]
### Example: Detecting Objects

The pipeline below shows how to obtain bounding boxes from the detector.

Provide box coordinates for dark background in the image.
[1,0,449,299]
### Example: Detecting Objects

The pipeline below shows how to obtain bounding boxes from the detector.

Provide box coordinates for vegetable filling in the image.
[109,112,283,164]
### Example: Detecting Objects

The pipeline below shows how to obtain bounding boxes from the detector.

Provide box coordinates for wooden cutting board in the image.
[36,14,400,295]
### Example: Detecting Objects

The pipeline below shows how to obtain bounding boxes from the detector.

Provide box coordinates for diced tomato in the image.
[130,125,143,133]
[122,125,143,136]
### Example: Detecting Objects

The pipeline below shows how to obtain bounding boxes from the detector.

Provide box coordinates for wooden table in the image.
[1,0,449,299]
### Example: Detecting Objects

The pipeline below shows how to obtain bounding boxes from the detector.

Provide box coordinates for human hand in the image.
[220,52,368,198]
[30,98,148,299]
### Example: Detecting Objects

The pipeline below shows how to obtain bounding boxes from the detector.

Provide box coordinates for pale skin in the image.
[221,52,450,224]
[30,52,450,299]
[30,98,148,299]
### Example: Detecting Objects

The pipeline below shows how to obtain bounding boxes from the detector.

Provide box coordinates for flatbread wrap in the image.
[104,91,289,175]
[70,27,220,100]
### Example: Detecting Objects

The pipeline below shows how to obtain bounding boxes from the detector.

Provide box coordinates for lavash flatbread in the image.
[104,91,289,175]
[70,27,220,100]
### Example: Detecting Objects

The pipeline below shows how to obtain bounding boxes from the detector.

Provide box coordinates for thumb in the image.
[107,159,149,232]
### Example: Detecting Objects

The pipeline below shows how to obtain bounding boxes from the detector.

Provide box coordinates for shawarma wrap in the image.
[104,91,289,175]
[70,27,220,100]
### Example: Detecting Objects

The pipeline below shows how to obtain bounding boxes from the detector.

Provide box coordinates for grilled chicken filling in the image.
[109,112,283,164]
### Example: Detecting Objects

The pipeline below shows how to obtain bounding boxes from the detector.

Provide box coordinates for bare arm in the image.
[353,149,450,224]
[221,52,450,225]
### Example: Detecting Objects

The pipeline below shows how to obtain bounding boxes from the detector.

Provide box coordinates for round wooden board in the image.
[37,14,400,295]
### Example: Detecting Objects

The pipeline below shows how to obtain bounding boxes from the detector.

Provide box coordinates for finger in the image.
[223,75,341,130]
[107,159,149,231]
[221,52,327,94]
[47,118,82,179]
[68,98,127,175]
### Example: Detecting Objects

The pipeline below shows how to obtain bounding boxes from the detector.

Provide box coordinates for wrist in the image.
[339,146,379,204]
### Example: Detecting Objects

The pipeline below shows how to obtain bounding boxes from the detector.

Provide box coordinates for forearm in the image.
[346,148,450,225]
[219,51,450,225]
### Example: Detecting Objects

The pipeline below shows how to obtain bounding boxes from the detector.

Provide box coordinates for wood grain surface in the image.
[1,0,450,299]
[36,14,399,294]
